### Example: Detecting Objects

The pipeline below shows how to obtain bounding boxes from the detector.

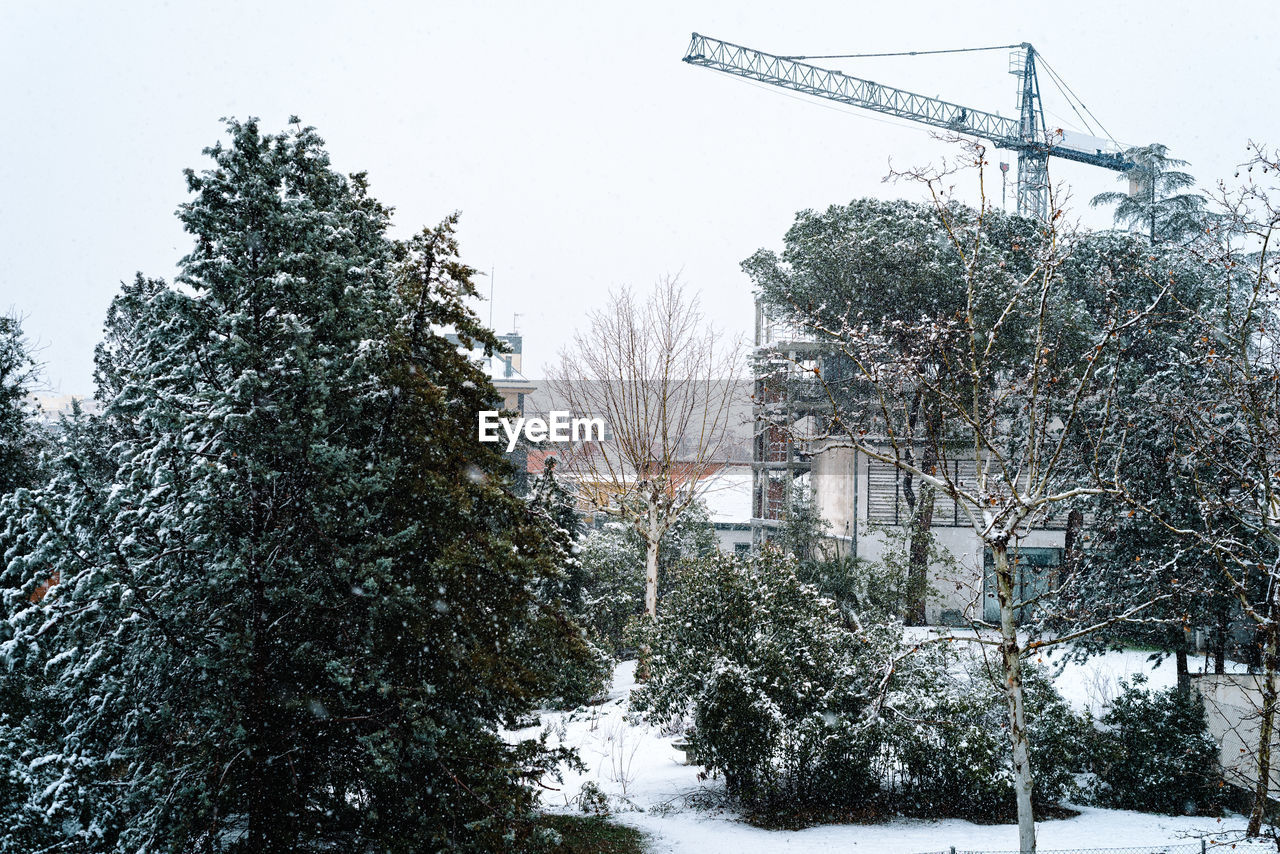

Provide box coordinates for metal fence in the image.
[914,843,1273,854]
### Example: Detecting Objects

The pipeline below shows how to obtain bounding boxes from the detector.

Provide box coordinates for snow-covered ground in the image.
[514,650,1257,854]
[898,628,1252,713]
[1051,646,1250,713]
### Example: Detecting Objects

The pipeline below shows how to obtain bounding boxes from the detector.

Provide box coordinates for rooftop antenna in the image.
[512,313,523,334]
[489,266,495,329]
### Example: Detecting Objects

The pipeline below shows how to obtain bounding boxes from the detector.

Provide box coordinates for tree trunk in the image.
[1175,644,1190,698]
[1062,509,1084,577]
[644,505,660,619]
[994,541,1037,854]
[903,438,936,626]
[1174,591,1191,698]
[1215,606,1227,675]
[637,505,661,683]
[1247,625,1279,837]
[905,484,934,626]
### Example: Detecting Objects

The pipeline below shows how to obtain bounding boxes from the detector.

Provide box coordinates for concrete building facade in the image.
[809,445,1067,626]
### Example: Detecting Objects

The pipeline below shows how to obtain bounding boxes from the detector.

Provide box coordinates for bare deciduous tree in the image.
[548,277,740,621]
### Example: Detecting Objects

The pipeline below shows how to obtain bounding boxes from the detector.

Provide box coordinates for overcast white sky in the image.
[3,0,1277,393]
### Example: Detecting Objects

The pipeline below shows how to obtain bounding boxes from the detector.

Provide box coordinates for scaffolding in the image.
[751,300,827,545]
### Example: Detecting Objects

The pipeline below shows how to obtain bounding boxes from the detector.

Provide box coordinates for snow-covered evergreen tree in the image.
[1044,234,1234,689]
[0,315,43,495]
[1161,142,1280,836]
[0,314,52,849]
[745,195,1049,626]
[528,458,587,613]
[526,458,610,708]
[577,523,645,654]
[1090,143,1206,245]
[0,119,587,853]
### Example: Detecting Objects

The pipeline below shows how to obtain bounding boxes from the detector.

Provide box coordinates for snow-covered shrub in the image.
[631,548,1098,823]
[578,525,645,654]
[632,550,895,819]
[1089,676,1221,814]
[579,505,718,656]
[575,781,610,816]
[528,462,613,710]
[545,640,612,710]
[881,660,1090,820]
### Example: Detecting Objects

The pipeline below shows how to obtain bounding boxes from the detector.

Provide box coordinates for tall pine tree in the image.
[0,315,42,495]
[0,119,586,853]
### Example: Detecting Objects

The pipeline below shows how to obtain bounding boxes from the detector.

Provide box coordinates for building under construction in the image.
[750,298,1069,626]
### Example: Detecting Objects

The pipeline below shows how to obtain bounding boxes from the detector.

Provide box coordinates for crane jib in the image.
[682,33,1127,175]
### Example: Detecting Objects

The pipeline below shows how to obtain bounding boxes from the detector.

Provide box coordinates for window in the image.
[982,546,1062,624]
[864,457,1070,531]
[864,457,977,528]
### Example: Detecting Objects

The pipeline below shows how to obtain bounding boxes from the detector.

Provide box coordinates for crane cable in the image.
[1038,56,1102,137]
[780,43,1124,153]
[1034,53,1122,150]
[780,44,1023,61]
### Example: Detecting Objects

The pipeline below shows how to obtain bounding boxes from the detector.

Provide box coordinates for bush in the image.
[578,504,719,656]
[577,525,644,655]
[881,659,1090,820]
[545,637,612,709]
[1023,666,1096,807]
[632,549,1095,824]
[1089,677,1221,814]
[632,550,896,819]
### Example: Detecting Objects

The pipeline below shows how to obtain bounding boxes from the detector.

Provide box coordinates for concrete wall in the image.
[1194,673,1280,792]
[810,444,1066,626]
[811,446,863,540]
[714,524,753,555]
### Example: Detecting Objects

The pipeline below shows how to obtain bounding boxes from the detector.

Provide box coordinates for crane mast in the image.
[1011,44,1050,219]
[682,33,1128,219]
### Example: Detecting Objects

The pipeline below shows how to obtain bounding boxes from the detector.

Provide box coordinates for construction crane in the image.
[683,33,1129,220]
